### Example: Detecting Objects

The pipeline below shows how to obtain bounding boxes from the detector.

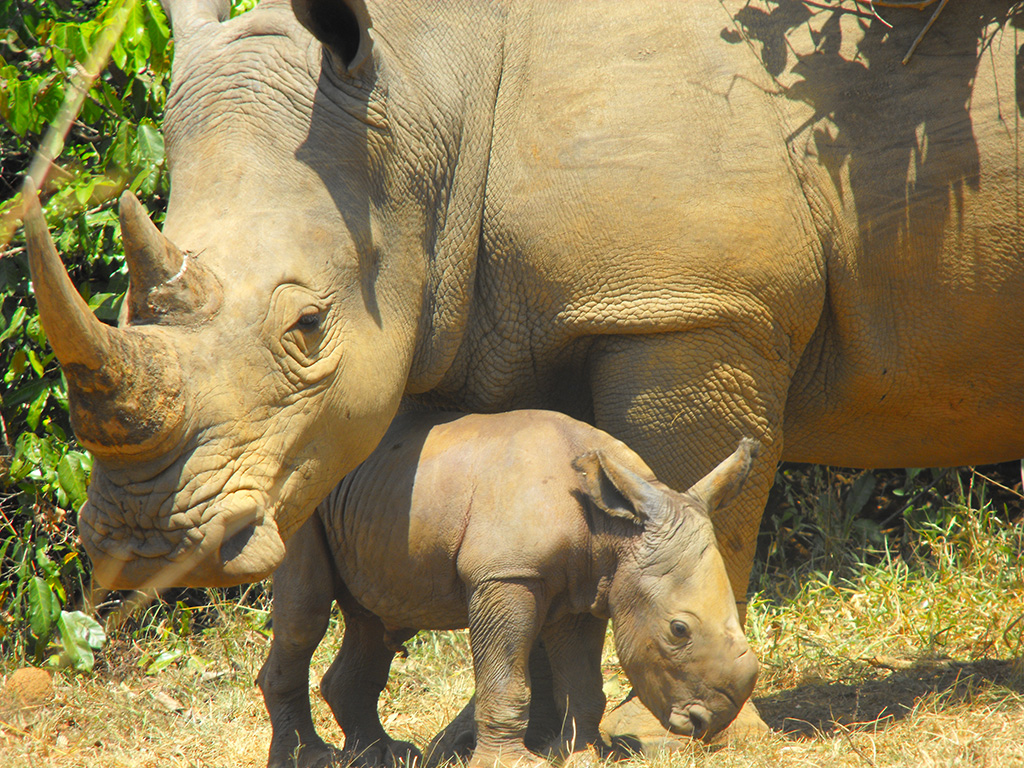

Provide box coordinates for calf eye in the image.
[670,620,691,641]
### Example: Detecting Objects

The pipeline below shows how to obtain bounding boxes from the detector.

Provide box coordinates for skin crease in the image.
[256,411,758,768]
[22,0,1024,752]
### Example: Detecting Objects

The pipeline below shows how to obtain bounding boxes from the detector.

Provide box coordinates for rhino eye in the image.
[295,312,322,333]
[670,620,691,641]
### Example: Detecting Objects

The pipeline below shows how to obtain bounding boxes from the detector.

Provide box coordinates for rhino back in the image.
[766,0,1024,466]
[437,0,1024,468]
[318,411,626,628]
[435,0,823,415]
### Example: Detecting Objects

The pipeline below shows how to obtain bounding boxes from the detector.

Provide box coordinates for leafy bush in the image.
[0,0,173,667]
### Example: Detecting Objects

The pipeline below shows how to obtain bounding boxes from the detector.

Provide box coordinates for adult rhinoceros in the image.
[23,0,1024,735]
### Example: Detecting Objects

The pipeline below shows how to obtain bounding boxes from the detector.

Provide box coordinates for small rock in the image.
[152,690,186,712]
[4,667,54,708]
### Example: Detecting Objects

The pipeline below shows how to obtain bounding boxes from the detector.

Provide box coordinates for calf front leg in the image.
[258,516,338,768]
[320,603,420,768]
[467,579,548,768]
[423,642,560,768]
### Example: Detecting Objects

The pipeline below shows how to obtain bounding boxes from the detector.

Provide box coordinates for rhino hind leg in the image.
[321,602,421,768]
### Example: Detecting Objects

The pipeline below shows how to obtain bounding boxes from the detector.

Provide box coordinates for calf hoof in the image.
[424,702,477,768]
[343,738,421,768]
[467,746,548,768]
[268,739,340,768]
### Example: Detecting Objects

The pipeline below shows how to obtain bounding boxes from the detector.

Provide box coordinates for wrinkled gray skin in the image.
[22,0,1024,749]
[257,410,758,768]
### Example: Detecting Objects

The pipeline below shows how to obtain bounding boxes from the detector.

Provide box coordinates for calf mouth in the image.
[667,703,714,740]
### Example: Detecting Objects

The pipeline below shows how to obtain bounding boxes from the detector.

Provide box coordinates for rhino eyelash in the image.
[294,312,322,333]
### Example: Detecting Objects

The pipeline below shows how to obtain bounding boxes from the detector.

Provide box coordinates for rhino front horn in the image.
[23,179,114,372]
[23,181,186,458]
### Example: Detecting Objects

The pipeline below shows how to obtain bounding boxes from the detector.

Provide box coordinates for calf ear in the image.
[292,0,372,73]
[684,438,760,513]
[573,450,663,525]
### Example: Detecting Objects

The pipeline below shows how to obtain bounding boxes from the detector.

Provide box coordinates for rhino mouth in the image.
[80,497,286,589]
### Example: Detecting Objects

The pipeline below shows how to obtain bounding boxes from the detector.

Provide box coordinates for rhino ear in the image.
[292,0,372,73]
[573,450,665,525]
[684,439,760,514]
[162,0,230,42]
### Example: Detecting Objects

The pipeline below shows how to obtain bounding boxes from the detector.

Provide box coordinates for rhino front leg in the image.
[538,613,609,758]
[320,603,420,768]
[466,580,549,768]
[258,516,338,768]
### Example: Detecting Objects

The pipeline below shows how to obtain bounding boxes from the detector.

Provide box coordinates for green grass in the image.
[1,488,1022,767]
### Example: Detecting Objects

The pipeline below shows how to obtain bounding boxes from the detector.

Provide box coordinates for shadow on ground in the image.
[755,658,1024,737]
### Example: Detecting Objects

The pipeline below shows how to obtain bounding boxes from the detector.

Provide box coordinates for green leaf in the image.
[57,610,106,673]
[57,453,89,510]
[25,347,45,377]
[26,386,49,430]
[26,313,47,349]
[145,647,184,675]
[27,576,60,640]
[0,305,27,343]
[136,122,164,167]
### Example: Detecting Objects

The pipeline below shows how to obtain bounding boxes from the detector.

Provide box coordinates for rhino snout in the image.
[80,496,286,588]
[205,500,287,585]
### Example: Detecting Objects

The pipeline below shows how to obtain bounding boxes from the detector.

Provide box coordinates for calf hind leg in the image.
[539,613,610,759]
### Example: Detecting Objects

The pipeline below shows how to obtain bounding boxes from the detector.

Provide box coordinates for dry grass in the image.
[2,501,1022,768]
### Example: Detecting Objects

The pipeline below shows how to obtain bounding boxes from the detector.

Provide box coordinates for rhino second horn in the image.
[23,179,114,373]
[120,191,220,323]
[162,0,230,42]
[121,190,184,322]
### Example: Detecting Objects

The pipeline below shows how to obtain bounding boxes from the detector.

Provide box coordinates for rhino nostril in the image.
[669,704,713,738]
[219,521,256,563]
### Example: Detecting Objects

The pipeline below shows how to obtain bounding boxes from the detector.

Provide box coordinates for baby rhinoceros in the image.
[258,410,759,768]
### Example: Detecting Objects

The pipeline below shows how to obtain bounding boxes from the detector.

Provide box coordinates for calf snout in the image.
[668,703,712,739]
[701,646,760,739]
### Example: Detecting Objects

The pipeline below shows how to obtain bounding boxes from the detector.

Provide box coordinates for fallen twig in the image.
[902,0,950,65]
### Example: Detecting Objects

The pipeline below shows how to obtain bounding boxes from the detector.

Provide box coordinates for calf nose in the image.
[669,704,712,739]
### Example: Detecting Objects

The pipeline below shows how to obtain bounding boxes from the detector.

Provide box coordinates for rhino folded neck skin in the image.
[24,0,503,588]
